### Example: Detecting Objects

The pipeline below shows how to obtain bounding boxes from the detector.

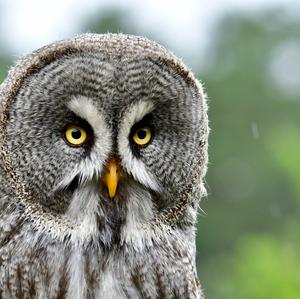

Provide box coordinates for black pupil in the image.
[71,128,82,139]
[137,129,147,139]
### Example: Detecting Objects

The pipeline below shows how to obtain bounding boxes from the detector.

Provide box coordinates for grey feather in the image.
[0,33,208,298]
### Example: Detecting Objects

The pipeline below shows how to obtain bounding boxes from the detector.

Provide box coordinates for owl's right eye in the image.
[64,125,88,147]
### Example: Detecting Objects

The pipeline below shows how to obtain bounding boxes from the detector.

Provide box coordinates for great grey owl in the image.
[0,33,208,298]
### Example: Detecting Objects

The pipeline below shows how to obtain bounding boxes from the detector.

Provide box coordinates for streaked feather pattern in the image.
[0,34,208,298]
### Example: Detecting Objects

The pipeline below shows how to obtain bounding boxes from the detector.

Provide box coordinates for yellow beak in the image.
[103,159,120,199]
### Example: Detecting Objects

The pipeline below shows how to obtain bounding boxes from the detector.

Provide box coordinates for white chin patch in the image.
[118,100,161,192]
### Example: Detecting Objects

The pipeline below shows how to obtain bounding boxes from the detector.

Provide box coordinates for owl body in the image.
[0,34,208,298]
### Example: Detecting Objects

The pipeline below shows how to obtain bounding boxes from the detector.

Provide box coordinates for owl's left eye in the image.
[132,127,152,146]
[64,125,88,146]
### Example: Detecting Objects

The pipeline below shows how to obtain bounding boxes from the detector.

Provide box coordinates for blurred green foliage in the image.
[1,7,300,298]
[85,8,137,35]
[0,53,11,83]
[206,233,300,299]
[198,11,300,298]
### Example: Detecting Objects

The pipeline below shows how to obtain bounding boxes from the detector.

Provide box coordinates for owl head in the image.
[0,34,208,246]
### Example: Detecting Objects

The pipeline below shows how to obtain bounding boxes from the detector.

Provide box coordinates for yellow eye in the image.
[64,125,87,146]
[132,127,152,146]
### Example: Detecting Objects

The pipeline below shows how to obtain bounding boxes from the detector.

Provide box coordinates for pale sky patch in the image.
[0,0,299,69]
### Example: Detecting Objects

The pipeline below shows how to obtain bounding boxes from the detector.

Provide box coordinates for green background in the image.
[1,6,299,298]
